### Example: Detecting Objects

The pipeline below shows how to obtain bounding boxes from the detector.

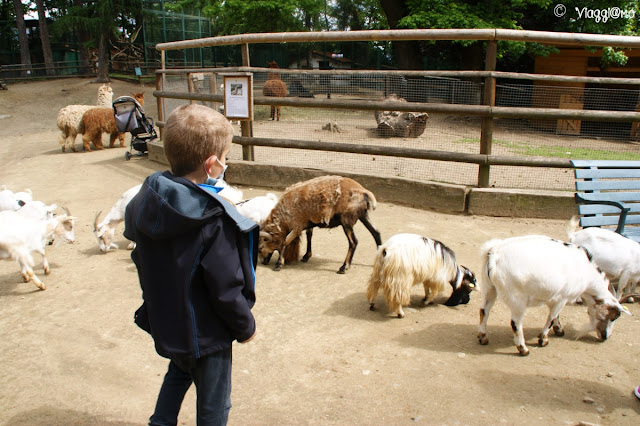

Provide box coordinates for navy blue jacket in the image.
[124,171,258,360]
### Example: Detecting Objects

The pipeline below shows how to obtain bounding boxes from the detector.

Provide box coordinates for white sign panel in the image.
[223,74,253,120]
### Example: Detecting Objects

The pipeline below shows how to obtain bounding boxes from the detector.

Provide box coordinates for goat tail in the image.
[366,246,386,304]
[566,215,580,242]
[480,239,502,290]
[370,242,411,314]
[363,190,377,211]
[283,235,301,263]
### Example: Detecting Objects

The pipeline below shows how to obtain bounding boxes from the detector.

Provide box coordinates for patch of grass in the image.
[454,138,640,160]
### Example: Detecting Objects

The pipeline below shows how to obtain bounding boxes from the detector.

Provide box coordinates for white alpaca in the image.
[57,84,113,153]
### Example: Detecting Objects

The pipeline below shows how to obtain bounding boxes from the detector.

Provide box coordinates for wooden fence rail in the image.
[153,29,640,188]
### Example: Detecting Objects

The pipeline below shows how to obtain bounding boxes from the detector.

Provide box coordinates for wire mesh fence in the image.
[158,69,640,191]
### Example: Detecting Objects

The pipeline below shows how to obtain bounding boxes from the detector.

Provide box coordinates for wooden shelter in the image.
[534,48,640,136]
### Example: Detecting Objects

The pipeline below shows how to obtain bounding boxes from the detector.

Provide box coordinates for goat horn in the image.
[259,231,271,240]
[94,211,102,232]
[61,206,71,216]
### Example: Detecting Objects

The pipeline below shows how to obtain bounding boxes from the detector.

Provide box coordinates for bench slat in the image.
[577,192,640,203]
[576,180,640,191]
[580,214,640,227]
[578,203,640,215]
[575,169,640,179]
[571,160,640,168]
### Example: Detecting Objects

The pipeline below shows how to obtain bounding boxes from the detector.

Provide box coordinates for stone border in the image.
[148,140,576,219]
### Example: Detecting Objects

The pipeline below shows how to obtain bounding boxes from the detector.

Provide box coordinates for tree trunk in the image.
[12,0,31,77]
[379,0,423,70]
[74,0,91,74]
[95,32,110,83]
[374,95,429,138]
[35,0,54,76]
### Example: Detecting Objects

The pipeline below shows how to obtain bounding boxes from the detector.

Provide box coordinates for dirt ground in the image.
[1,78,639,426]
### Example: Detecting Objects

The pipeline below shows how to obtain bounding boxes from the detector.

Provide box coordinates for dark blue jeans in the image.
[149,347,232,426]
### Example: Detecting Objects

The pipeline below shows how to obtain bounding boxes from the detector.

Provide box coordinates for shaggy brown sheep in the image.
[262,61,287,121]
[79,92,144,152]
[259,175,382,274]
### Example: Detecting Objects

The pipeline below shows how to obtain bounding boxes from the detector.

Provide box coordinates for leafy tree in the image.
[380,0,639,69]
[331,0,387,31]
[52,0,142,82]
[519,0,639,66]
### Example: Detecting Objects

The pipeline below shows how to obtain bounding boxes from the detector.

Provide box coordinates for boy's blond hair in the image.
[163,104,233,176]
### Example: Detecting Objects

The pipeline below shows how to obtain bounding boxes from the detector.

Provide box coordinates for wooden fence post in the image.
[240,43,254,161]
[156,51,165,139]
[478,40,497,188]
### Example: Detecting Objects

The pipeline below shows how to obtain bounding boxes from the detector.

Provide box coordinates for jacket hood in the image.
[128,171,255,241]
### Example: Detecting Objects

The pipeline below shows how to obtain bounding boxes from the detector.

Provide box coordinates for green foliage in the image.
[331,0,388,31]
[51,0,142,42]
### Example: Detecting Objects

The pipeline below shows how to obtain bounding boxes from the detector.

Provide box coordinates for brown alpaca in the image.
[263,61,287,121]
[79,92,145,152]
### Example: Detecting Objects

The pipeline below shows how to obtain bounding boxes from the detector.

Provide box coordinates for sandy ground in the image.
[0,78,640,426]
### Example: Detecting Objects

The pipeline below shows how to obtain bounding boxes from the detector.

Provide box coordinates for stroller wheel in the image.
[125,151,132,161]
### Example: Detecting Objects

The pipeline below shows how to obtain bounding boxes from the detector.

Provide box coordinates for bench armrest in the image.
[574,193,631,234]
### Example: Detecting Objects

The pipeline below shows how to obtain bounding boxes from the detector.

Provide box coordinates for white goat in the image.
[17,200,58,220]
[0,188,21,211]
[478,235,630,356]
[235,193,278,227]
[94,184,142,252]
[0,187,32,212]
[13,189,33,204]
[215,180,243,205]
[0,208,76,290]
[366,233,477,318]
[567,217,640,302]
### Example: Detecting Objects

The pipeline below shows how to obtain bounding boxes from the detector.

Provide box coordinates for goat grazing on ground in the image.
[567,216,640,302]
[478,235,630,356]
[79,92,145,152]
[235,193,279,227]
[262,61,287,121]
[367,233,477,318]
[0,208,76,290]
[57,84,113,152]
[259,175,382,273]
[94,184,142,252]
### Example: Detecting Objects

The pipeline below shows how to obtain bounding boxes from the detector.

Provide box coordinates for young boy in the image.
[124,104,257,425]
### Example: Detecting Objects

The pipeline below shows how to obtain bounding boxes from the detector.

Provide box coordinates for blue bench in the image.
[572,160,640,242]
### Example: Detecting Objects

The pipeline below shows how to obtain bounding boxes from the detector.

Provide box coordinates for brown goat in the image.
[259,175,382,274]
[79,92,145,152]
[263,61,287,121]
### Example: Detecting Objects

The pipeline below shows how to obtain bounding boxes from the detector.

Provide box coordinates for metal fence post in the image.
[478,40,497,188]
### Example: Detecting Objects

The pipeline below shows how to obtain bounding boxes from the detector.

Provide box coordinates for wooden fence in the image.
[153,29,640,188]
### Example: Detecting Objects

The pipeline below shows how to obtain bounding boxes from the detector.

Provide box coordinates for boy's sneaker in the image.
[635,386,640,400]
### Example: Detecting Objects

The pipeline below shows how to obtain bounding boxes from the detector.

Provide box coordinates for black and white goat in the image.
[567,217,640,302]
[366,233,477,318]
[478,235,630,356]
[0,208,76,290]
